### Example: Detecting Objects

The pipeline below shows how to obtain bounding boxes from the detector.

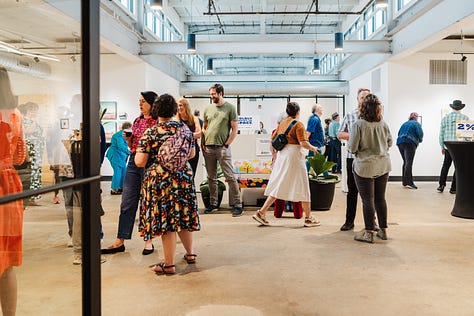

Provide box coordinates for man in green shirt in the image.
[202,84,243,217]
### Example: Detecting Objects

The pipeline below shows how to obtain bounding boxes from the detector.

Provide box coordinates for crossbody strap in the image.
[283,120,297,136]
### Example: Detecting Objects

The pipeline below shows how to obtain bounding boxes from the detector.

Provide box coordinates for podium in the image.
[444,141,474,219]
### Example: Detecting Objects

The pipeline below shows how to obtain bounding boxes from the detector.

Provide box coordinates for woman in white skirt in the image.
[252,101,321,227]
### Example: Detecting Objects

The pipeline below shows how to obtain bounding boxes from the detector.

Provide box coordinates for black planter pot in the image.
[309,180,337,211]
[200,180,226,208]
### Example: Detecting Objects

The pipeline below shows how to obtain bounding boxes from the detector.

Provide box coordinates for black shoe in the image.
[340,223,354,231]
[437,185,445,193]
[204,205,218,214]
[142,244,154,255]
[232,206,244,217]
[449,189,456,194]
[101,244,125,254]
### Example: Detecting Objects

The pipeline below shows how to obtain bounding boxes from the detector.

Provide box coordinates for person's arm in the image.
[201,120,208,152]
[224,120,238,146]
[188,145,196,160]
[439,118,446,152]
[134,152,148,168]
[337,115,350,140]
[193,116,202,139]
[300,140,318,153]
[347,124,360,154]
[416,122,424,143]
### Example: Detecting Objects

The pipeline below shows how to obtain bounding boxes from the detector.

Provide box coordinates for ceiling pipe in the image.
[0,51,52,78]
[180,80,349,96]
[205,0,373,16]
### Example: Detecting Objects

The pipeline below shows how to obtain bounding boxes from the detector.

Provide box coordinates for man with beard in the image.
[201,84,243,217]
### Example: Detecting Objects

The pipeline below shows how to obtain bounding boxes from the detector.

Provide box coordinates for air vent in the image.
[430,60,467,84]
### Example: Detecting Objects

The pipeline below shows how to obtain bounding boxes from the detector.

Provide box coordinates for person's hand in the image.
[441,149,445,155]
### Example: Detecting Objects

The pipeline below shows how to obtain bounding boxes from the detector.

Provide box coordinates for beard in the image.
[211,96,219,104]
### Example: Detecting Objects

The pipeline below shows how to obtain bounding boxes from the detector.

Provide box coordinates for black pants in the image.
[439,149,456,190]
[397,142,417,186]
[344,158,358,225]
[353,172,389,231]
[329,138,341,172]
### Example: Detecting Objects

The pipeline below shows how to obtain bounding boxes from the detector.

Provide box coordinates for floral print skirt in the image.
[138,163,200,240]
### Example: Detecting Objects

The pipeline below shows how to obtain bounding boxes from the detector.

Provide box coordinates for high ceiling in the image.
[0,0,473,79]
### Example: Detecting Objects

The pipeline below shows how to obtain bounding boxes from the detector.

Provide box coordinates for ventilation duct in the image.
[0,51,52,78]
[180,80,349,96]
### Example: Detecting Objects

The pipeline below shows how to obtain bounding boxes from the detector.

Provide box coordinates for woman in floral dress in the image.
[135,94,200,275]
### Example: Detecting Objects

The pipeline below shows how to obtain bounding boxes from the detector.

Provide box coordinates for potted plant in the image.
[307,153,341,211]
[199,166,226,208]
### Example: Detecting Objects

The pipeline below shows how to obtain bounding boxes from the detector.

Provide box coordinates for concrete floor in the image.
[17,181,474,316]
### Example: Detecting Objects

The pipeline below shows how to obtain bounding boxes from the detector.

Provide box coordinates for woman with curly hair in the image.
[135,94,200,274]
[348,94,392,243]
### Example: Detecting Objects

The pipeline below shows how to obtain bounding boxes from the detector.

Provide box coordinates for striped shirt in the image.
[338,109,359,158]
[439,111,469,149]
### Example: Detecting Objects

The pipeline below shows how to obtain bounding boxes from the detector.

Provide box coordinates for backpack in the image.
[157,123,193,172]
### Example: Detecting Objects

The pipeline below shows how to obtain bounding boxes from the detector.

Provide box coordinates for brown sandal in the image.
[183,254,197,264]
[151,262,176,275]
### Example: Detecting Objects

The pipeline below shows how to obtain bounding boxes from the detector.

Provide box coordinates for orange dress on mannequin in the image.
[0,108,26,276]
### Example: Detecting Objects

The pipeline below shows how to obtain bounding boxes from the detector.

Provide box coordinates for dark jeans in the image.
[439,149,456,190]
[397,142,417,186]
[353,172,389,231]
[117,154,144,240]
[188,145,200,179]
[329,138,341,172]
[344,158,358,225]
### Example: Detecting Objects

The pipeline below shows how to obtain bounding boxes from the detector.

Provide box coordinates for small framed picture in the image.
[60,118,69,129]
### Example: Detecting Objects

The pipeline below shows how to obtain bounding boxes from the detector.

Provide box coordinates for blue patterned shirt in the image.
[306,113,324,147]
[439,111,469,149]
[338,109,359,158]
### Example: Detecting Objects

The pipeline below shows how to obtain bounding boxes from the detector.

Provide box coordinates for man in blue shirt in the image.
[437,100,469,193]
[306,104,324,156]
[328,112,341,173]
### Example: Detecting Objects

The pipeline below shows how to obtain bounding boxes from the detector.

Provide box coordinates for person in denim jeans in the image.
[202,84,243,217]
[102,91,157,254]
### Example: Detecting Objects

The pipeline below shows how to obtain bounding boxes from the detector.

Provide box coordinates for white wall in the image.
[349,53,474,177]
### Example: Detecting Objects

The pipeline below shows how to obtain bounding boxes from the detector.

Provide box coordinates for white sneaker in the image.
[67,237,73,248]
[304,216,321,227]
[73,255,106,265]
[252,210,269,226]
[73,255,82,265]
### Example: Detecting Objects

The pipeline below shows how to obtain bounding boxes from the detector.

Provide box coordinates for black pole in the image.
[81,1,101,315]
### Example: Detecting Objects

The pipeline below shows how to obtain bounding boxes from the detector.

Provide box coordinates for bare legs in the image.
[152,230,194,274]
[0,267,17,316]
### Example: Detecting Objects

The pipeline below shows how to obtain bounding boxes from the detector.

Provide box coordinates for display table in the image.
[444,141,474,219]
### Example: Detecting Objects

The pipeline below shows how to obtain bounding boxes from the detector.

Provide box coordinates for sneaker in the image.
[73,255,82,265]
[232,206,244,217]
[376,228,387,240]
[67,237,73,248]
[449,188,456,194]
[354,230,374,243]
[252,210,269,226]
[406,184,418,189]
[73,255,106,265]
[304,216,321,227]
[437,184,445,193]
[204,204,218,214]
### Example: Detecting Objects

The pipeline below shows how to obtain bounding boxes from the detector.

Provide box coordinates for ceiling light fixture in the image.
[375,0,388,8]
[461,54,467,62]
[335,0,343,51]
[150,0,163,10]
[206,58,214,73]
[187,33,196,52]
[313,57,320,73]
[335,32,344,51]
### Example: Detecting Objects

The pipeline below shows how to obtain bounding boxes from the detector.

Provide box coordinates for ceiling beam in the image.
[140,39,391,55]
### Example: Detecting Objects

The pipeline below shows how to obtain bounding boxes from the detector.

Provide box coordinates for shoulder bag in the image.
[271,120,297,151]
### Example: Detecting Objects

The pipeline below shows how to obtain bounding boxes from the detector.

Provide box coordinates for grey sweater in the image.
[347,119,392,178]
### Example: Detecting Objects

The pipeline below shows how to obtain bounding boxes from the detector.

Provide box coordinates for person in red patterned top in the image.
[102,91,158,255]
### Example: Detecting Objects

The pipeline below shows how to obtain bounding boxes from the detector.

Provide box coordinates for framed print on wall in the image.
[100,101,117,120]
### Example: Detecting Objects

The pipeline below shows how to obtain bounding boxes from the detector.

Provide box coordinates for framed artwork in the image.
[102,121,117,142]
[100,101,117,120]
[60,118,69,129]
